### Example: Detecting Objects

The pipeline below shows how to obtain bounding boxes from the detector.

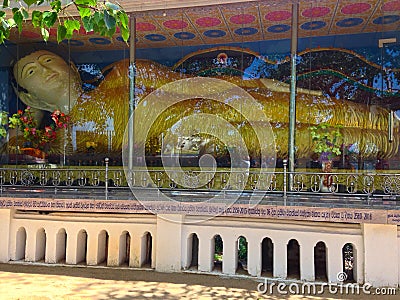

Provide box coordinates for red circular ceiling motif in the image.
[21,31,40,38]
[302,6,331,18]
[265,10,291,21]
[230,14,256,24]
[136,22,157,31]
[196,17,221,27]
[163,20,188,29]
[341,3,371,14]
[382,0,400,11]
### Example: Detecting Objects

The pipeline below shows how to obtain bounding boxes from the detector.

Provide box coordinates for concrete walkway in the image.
[0,263,397,299]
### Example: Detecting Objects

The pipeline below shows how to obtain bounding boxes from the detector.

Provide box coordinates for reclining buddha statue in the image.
[11,50,398,161]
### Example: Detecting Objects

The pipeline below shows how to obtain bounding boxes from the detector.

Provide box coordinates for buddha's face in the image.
[13,50,80,110]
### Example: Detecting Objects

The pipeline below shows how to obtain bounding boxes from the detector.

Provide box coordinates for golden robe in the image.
[69,59,398,160]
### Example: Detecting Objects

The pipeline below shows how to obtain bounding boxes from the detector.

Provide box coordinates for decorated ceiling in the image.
[5,0,400,50]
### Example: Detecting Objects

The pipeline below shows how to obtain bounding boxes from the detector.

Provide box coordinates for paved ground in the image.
[0,263,398,299]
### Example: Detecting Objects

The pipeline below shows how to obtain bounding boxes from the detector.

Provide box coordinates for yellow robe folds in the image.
[69,59,398,159]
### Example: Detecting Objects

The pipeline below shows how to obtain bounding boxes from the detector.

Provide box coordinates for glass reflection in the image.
[0,3,398,172]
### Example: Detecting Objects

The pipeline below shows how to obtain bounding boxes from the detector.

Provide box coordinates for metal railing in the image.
[0,159,399,207]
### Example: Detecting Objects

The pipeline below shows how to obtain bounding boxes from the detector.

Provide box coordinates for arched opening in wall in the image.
[119,231,130,267]
[342,243,355,282]
[76,230,88,265]
[97,230,109,266]
[187,233,199,270]
[15,227,26,261]
[314,241,327,281]
[261,237,273,277]
[141,232,152,268]
[212,234,223,272]
[35,228,46,262]
[236,236,248,275]
[287,239,300,279]
[55,229,67,263]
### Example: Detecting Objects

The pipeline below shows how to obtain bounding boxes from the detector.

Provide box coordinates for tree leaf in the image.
[12,10,23,33]
[117,10,128,29]
[2,0,9,9]
[82,16,94,32]
[93,11,102,23]
[56,24,66,43]
[105,1,120,11]
[106,26,115,37]
[64,19,80,38]
[1,19,9,29]
[21,7,29,20]
[50,0,61,12]
[23,0,38,6]
[103,9,116,30]
[77,7,91,19]
[120,25,129,43]
[7,18,16,27]
[42,11,57,27]
[41,27,49,41]
[74,0,91,5]
[31,10,42,27]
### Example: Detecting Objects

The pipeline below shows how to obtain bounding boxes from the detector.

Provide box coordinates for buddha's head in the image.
[13,50,82,112]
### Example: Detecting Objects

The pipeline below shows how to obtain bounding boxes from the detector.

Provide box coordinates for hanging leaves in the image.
[0,0,130,44]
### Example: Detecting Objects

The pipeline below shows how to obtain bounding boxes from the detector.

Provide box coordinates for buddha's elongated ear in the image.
[70,62,81,81]
[70,62,79,74]
[17,91,54,112]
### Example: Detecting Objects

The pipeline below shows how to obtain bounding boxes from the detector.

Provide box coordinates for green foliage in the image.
[214,235,223,255]
[310,123,343,161]
[238,237,247,261]
[0,0,129,44]
[0,111,8,138]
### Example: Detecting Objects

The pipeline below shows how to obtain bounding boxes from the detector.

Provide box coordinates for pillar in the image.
[248,238,261,276]
[222,235,236,275]
[326,242,342,283]
[274,240,287,278]
[155,214,183,272]
[300,241,314,281]
[0,209,12,262]
[198,234,213,272]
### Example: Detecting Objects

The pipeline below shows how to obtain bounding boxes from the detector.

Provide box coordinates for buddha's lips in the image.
[46,73,58,82]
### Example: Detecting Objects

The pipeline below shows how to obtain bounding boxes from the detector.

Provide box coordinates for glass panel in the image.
[0,1,399,172]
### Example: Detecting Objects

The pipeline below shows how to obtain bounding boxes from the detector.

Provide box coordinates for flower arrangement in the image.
[310,123,343,162]
[8,107,70,150]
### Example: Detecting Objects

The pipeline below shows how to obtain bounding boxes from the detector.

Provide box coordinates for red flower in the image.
[9,107,70,150]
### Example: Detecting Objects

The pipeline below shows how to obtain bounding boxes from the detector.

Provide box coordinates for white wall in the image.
[363,223,398,286]
[0,209,399,287]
